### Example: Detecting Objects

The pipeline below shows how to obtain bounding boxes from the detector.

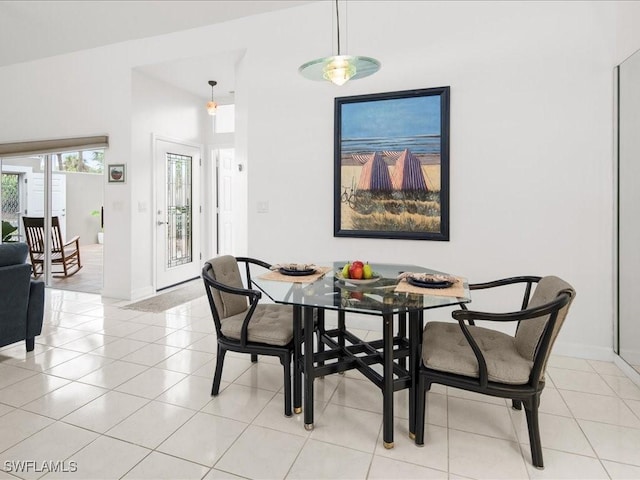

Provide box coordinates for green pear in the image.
[363,263,373,279]
[342,263,351,278]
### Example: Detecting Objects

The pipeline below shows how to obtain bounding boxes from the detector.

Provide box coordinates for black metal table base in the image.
[292,306,421,447]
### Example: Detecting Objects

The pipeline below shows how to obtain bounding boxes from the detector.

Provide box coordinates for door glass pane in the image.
[166,152,192,268]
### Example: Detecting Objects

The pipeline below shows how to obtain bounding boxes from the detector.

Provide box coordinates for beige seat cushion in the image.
[221,304,293,346]
[423,321,533,384]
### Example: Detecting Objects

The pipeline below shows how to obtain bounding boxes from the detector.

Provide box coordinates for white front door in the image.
[155,139,201,290]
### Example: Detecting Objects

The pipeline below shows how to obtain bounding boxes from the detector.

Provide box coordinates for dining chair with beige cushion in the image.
[414,275,575,469]
[202,255,296,416]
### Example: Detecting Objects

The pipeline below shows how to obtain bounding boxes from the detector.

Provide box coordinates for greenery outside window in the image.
[44,149,104,173]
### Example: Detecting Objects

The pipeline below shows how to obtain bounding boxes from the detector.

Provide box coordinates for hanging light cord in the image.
[335,0,342,55]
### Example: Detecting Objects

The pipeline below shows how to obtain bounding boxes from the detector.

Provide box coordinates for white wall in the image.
[615,1,640,63]
[241,1,621,358]
[130,71,211,297]
[0,1,638,358]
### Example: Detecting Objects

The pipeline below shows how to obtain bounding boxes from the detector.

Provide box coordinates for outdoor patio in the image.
[46,243,102,294]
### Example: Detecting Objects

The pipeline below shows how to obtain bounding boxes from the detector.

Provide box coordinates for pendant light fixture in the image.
[298,0,380,86]
[206,80,217,115]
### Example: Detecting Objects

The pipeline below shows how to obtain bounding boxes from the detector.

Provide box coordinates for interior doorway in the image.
[211,103,238,257]
[216,147,236,255]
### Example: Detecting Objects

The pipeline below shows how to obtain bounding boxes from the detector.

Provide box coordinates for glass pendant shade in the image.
[299,54,380,86]
[298,0,380,86]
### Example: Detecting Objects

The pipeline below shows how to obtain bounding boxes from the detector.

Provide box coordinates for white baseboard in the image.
[313,311,640,386]
[552,342,614,362]
[99,287,129,301]
[129,285,155,302]
[100,284,154,301]
[323,314,616,361]
[613,356,640,387]
[617,349,640,365]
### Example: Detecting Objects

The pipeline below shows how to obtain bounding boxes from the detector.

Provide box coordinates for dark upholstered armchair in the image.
[202,255,296,416]
[0,243,45,351]
[415,275,575,470]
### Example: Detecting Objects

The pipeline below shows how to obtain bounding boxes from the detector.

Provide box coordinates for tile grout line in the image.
[6,289,640,479]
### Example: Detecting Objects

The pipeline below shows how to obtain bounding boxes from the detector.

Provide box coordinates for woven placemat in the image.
[259,266,333,284]
[394,276,467,297]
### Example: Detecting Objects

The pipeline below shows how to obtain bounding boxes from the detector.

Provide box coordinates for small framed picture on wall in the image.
[108,164,126,183]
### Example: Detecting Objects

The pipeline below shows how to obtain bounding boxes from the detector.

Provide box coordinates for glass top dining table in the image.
[251,261,471,449]
[252,261,469,314]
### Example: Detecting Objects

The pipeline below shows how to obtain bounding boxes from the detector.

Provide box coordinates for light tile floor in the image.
[0,288,640,479]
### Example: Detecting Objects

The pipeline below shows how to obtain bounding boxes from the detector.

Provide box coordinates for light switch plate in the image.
[257,201,269,213]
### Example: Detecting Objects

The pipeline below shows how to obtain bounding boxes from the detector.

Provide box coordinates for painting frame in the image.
[107,164,126,183]
[334,87,450,241]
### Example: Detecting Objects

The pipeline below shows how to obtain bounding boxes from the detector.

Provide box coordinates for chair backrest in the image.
[0,243,33,344]
[203,255,248,320]
[515,276,575,376]
[22,217,65,254]
[0,242,28,267]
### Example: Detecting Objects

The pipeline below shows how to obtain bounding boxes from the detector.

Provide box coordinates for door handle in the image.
[157,221,168,226]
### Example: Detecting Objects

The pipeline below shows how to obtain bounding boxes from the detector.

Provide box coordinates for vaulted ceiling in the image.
[0,1,314,100]
[0,1,313,67]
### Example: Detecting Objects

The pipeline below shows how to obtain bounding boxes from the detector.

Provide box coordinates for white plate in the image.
[335,272,381,285]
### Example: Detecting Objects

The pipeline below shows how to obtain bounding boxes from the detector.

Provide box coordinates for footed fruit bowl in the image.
[335,272,381,285]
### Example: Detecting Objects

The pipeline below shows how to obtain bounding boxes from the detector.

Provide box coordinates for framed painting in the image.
[107,164,125,183]
[334,87,450,241]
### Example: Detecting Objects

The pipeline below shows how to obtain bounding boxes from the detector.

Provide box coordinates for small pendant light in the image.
[206,80,217,115]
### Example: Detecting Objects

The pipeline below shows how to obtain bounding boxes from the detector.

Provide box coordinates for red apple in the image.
[352,260,364,269]
[350,266,364,280]
[348,264,356,278]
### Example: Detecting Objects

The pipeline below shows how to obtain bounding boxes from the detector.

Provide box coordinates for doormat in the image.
[123,280,205,313]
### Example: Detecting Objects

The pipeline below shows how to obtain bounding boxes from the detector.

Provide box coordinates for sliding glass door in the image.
[0,151,104,292]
